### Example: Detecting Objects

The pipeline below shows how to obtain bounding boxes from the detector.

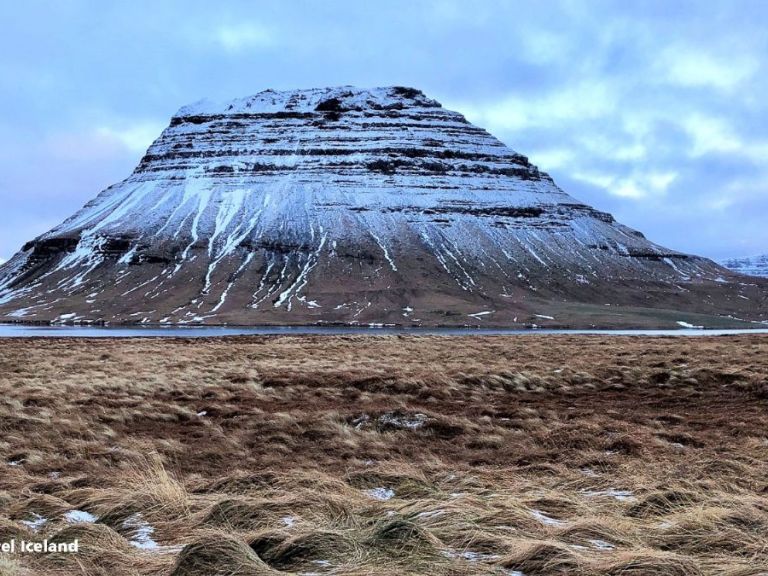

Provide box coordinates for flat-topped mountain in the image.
[1,86,766,327]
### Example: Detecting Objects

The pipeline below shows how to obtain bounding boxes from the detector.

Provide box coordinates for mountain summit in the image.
[1,86,766,327]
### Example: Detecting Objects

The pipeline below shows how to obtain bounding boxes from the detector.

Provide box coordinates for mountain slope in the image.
[720,255,768,278]
[0,86,766,327]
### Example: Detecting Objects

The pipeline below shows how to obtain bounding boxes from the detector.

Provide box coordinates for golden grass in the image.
[0,334,767,575]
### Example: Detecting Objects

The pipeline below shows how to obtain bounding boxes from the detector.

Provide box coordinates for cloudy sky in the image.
[1,0,766,262]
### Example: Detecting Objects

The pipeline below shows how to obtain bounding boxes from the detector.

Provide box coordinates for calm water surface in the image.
[1,324,767,338]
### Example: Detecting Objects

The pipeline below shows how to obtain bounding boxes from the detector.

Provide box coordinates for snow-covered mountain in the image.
[720,254,768,278]
[0,86,766,327]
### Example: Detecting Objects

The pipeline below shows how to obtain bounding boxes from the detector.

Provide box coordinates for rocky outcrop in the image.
[0,86,766,327]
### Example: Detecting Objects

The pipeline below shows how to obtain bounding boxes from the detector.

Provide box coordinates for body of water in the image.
[0,324,767,338]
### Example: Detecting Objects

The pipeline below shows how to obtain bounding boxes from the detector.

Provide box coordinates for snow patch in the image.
[378,412,428,430]
[442,549,501,562]
[122,513,159,550]
[589,539,615,551]
[365,487,395,501]
[530,509,564,526]
[21,513,48,532]
[64,510,98,523]
[468,310,494,319]
[583,489,635,501]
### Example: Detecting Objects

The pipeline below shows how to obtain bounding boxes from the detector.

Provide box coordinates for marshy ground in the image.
[1,335,767,575]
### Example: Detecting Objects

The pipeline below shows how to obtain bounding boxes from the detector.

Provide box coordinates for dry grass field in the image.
[1,334,767,575]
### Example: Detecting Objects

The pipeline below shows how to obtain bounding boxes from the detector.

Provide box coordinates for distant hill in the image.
[720,254,768,278]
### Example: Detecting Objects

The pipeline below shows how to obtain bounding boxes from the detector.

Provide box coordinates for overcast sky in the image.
[1,0,766,262]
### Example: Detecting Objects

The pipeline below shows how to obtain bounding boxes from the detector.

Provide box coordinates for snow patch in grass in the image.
[365,487,395,501]
[442,549,501,562]
[64,510,98,524]
[589,538,615,550]
[530,509,564,526]
[417,509,446,519]
[583,489,635,501]
[122,513,158,550]
[378,411,428,430]
[21,513,48,532]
